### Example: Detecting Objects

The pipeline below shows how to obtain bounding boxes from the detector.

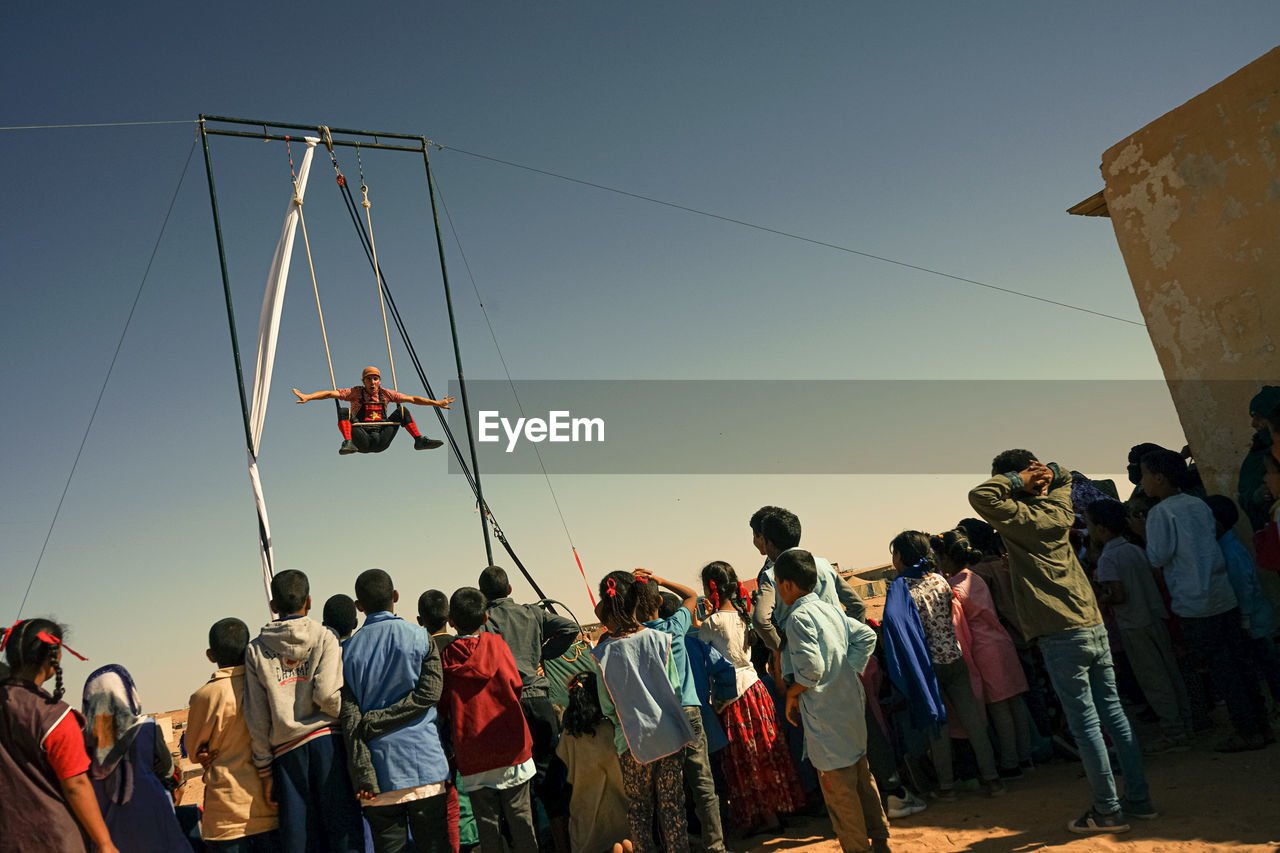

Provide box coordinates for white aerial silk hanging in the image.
[247,138,318,604]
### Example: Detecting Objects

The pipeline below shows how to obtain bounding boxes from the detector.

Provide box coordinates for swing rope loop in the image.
[287,138,336,392]
[354,147,398,391]
[320,126,334,155]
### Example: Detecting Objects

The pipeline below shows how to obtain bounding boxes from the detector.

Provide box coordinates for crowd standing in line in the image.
[5,389,1280,852]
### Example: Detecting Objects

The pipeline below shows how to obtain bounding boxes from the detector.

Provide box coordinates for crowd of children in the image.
[5,390,1280,852]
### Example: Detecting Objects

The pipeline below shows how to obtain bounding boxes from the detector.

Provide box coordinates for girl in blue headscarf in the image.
[82,664,189,852]
[882,532,1005,800]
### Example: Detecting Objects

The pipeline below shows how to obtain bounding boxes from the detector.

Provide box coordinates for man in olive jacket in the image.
[970,450,1152,835]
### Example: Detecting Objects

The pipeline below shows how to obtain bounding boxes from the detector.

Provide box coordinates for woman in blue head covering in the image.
[881,532,1005,800]
[82,664,189,852]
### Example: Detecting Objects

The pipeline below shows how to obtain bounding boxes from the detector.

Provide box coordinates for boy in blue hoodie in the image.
[339,569,452,853]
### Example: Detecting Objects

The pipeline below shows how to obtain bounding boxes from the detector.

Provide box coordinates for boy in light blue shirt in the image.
[776,549,889,853]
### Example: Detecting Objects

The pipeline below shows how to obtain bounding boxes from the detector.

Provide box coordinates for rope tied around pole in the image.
[320,125,334,155]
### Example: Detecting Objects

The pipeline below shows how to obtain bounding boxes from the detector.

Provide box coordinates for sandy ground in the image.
[742,736,1280,853]
[160,706,1280,851]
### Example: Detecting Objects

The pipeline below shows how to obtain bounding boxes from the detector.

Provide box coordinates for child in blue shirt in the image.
[634,569,726,853]
[592,571,693,853]
[776,549,889,853]
[1207,496,1280,707]
[339,569,451,853]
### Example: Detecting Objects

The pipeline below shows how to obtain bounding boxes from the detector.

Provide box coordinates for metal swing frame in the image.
[198,114,551,601]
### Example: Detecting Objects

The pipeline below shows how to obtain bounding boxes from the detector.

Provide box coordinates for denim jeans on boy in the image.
[1038,623,1149,814]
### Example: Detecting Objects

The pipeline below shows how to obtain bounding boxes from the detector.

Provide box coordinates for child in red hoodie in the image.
[439,587,537,853]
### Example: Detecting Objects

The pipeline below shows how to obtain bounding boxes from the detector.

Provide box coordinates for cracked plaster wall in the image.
[1101,46,1280,496]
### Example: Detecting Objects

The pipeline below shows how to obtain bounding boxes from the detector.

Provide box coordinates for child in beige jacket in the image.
[186,618,281,850]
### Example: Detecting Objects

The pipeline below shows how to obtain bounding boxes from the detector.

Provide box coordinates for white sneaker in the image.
[885,790,928,819]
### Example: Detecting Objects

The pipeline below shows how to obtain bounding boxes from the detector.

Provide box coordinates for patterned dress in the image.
[699,609,805,829]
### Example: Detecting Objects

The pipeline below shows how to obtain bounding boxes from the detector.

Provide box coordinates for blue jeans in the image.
[1039,623,1149,813]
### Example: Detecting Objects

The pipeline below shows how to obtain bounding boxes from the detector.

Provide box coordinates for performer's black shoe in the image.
[415,436,444,451]
[339,440,358,455]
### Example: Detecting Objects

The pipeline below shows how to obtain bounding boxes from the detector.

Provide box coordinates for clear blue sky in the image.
[3,3,1274,709]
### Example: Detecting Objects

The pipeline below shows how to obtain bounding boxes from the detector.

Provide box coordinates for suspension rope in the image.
[356,143,398,390]
[324,145,554,605]
[286,137,336,391]
[430,167,595,606]
[435,144,1146,328]
[16,132,199,620]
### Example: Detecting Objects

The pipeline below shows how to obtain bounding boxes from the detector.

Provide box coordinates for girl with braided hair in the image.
[933,529,1034,777]
[0,618,120,853]
[697,561,804,834]
[591,571,693,853]
[556,672,632,853]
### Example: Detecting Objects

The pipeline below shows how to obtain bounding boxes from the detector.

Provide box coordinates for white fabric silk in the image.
[247,138,318,603]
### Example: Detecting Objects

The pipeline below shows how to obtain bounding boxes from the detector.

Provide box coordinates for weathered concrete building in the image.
[1071,46,1280,498]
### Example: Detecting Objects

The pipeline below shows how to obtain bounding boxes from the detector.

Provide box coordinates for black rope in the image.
[438,144,1146,328]
[324,149,553,605]
[17,132,199,620]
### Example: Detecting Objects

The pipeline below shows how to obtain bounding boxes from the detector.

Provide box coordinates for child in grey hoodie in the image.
[243,569,363,853]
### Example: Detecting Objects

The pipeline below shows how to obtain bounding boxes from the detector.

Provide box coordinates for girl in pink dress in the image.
[933,529,1034,776]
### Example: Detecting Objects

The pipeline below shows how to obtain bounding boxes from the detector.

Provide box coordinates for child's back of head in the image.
[322,594,358,639]
[1205,495,1240,536]
[209,618,251,667]
[774,547,818,594]
[1085,499,1130,538]
[562,672,606,738]
[418,589,450,633]
[271,569,310,617]
[657,592,682,620]
[449,587,488,635]
[354,568,395,614]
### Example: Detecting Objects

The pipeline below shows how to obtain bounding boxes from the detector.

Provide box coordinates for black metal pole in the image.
[200,117,256,455]
[423,140,493,566]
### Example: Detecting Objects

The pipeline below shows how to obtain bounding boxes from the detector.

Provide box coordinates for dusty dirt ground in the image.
[741,736,1280,853]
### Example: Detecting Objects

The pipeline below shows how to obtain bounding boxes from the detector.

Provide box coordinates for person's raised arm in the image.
[635,568,698,613]
[968,462,1054,535]
[293,388,343,404]
[402,394,454,409]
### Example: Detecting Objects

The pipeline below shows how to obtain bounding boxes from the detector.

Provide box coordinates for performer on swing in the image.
[293,366,455,455]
